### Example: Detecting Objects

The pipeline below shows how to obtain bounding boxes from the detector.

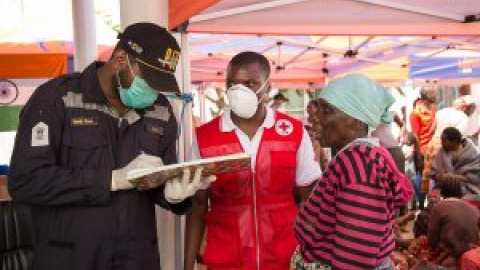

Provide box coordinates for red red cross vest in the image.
[196,111,303,270]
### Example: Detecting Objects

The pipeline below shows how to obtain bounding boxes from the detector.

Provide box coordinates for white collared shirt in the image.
[191,106,322,187]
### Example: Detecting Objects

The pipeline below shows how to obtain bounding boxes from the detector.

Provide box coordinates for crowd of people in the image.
[3,21,480,270]
[386,90,480,269]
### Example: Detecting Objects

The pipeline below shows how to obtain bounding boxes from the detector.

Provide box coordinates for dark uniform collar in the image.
[79,61,110,104]
[78,61,142,124]
[77,61,175,125]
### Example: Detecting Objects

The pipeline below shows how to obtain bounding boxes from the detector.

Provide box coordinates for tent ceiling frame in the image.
[410,61,459,76]
[359,37,430,56]
[352,36,376,52]
[327,37,463,75]
[435,37,480,50]
[259,43,279,53]
[282,37,328,66]
[409,47,451,65]
[190,35,250,46]
[346,0,464,21]
[288,57,335,68]
[269,36,404,66]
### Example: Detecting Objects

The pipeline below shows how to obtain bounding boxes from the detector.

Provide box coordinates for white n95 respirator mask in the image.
[226,79,269,119]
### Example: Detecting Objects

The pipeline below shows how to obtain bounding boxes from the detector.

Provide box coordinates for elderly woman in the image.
[430,127,480,196]
[291,74,413,270]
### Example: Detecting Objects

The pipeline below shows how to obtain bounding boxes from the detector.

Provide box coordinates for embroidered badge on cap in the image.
[275,119,293,136]
[31,122,49,147]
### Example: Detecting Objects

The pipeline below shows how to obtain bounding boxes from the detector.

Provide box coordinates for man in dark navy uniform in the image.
[8,22,208,270]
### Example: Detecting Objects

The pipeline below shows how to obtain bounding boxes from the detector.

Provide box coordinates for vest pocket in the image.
[203,211,243,267]
[268,151,296,194]
[263,207,298,264]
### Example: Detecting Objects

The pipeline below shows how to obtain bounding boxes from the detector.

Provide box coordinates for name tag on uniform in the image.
[70,117,99,127]
[146,123,164,136]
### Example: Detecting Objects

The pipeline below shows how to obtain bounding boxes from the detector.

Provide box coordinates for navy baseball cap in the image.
[118,22,181,92]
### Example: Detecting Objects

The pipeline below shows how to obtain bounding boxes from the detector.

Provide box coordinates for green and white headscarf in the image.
[319,74,395,135]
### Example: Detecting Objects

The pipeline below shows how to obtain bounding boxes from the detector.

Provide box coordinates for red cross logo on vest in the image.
[275,119,294,136]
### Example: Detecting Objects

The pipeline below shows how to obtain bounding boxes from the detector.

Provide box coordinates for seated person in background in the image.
[393,182,462,269]
[401,185,479,270]
[422,106,468,194]
[431,127,480,196]
[395,188,444,255]
[427,198,479,269]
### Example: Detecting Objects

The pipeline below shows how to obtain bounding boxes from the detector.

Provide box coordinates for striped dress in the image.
[294,143,412,270]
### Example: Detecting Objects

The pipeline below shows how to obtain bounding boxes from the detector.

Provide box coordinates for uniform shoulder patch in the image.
[31,122,49,147]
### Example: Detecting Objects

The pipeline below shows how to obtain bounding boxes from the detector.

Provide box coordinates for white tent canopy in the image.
[170,0,480,36]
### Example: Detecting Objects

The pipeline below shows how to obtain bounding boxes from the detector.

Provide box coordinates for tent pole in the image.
[71,0,97,72]
[119,1,185,270]
[199,84,207,123]
[120,0,167,28]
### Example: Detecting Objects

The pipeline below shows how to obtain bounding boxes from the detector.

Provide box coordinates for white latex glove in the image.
[111,153,164,191]
[164,167,216,203]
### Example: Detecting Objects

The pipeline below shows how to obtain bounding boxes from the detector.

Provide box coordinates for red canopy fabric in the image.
[169,0,222,30]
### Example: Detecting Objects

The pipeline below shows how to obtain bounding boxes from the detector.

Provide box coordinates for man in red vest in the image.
[184,52,322,270]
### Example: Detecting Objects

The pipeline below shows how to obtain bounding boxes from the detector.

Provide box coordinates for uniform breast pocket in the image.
[139,121,167,156]
[61,126,108,169]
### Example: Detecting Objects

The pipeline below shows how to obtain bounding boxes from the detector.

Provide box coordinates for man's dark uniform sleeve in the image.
[145,99,191,214]
[8,77,111,206]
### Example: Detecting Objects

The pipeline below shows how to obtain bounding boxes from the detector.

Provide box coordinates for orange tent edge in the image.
[0,53,68,79]
[168,0,221,30]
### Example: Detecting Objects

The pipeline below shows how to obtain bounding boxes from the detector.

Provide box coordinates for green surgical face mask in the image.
[117,56,159,109]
